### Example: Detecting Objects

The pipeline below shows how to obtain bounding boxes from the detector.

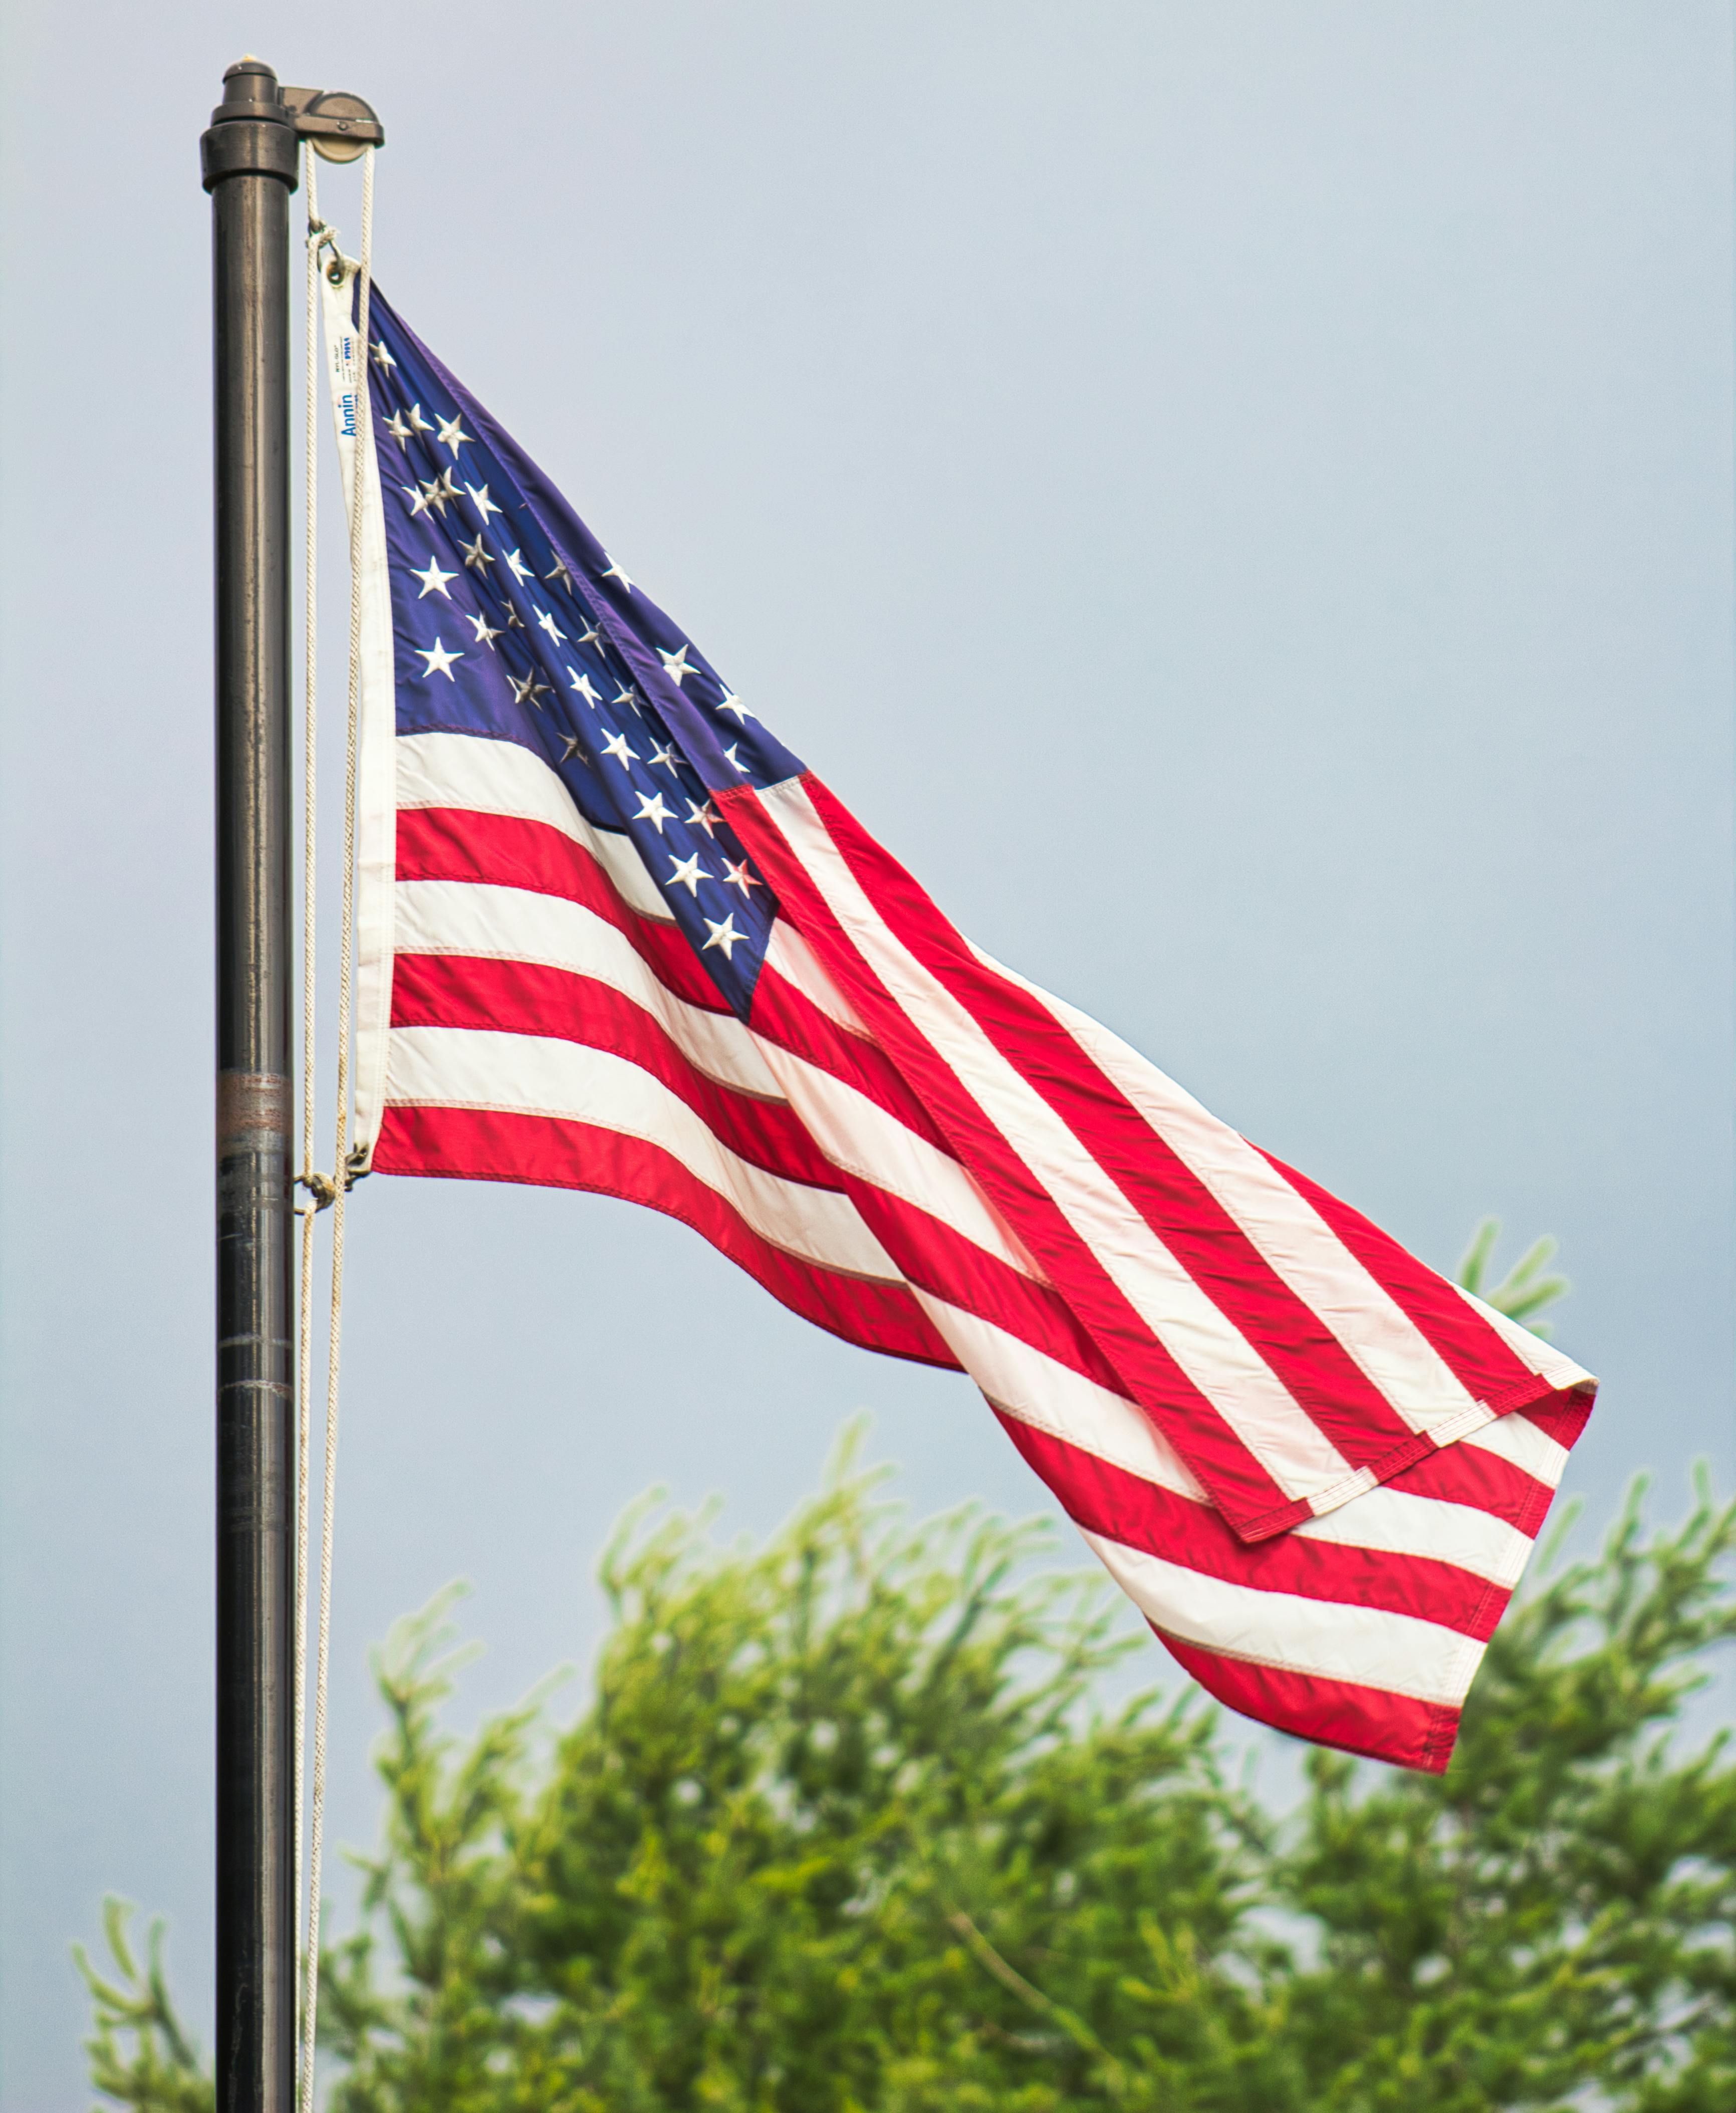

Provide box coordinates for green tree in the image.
[82,1230,1736,2111]
[75,1901,212,2113]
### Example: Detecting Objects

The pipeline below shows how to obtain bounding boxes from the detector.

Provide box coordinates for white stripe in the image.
[916,1293,1533,1587]
[393,879,1037,1276]
[1461,1408,1571,1490]
[912,1291,1207,1498]
[765,923,870,1036]
[976,945,1495,1437]
[1081,1530,1485,1708]
[394,879,784,1100]
[755,1043,1042,1277]
[1454,1284,1595,1392]
[974,951,1596,1437]
[757,780,1353,1503]
[385,1025,899,1282]
[397,730,673,923]
[1294,1487,1532,1588]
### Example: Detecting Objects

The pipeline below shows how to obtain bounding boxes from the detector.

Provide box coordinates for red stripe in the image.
[880,927,1421,1465]
[388,959,1126,1398]
[733,775,1589,1541]
[389,950,1155,1406]
[390,958,1128,1397]
[1263,1148,1569,1414]
[727,780,1304,1539]
[750,963,957,1157]
[994,1412,1511,1642]
[390,960,1177,1417]
[375,1103,956,1369]
[1157,1634,1460,1773]
[1506,1386,1594,1452]
[1372,1421,1560,1536]
[814,874,1431,1469]
[802,776,1555,1471]
[831,1185,1150,1399]
[397,806,729,1015]
[834,774,1555,1435]
[391,952,840,1188]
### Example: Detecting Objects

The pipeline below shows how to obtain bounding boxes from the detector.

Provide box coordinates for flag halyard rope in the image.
[295,139,374,2113]
[293,141,321,2078]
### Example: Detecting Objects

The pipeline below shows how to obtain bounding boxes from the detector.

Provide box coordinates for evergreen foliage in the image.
[80,1232,1736,2110]
[1456,1219,1572,1338]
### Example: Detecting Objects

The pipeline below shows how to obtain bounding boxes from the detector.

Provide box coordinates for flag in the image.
[323,271,1595,1773]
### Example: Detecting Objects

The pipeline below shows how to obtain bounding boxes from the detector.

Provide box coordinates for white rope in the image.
[293,140,322,2052]
[298,142,374,2113]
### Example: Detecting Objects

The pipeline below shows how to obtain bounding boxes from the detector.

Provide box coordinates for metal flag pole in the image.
[200,60,380,2113]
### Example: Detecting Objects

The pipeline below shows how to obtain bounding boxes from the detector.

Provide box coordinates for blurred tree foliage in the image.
[83,1234,1735,2111]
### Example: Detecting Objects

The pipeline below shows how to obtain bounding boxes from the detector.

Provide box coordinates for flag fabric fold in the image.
[322,268,1595,1772]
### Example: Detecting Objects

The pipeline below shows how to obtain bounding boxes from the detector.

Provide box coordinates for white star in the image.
[664,851,713,896]
[434,468,461,506]
[717,691,754,723]
[577,617,604,648]
[460,535,493,572]
[633,790,675,833]
[402,483,433,518]
[684,798,719,839]
[418,477,451,517]
[613,683,641,716]
[511,668,552,710]
[417,637,462,680]
[722,743,749,774]
[560,732,585,761]
[722,857,762,897]
[370,339,396,371]
[435,413,473,456]
[466,611,502,647]
[602,554,634,593]
[384,409,412,444]
[536,608,567,643]
[504,604,525,629]
[649,742,679,772]
[658,644,693,686]
[464,482,502,522]
[505,548,533,583]
[412,555,456,599]
[546,554,574,589]
[701,913,745,961]
[407,403,433,433]
[601,729,640,770]
[567,669,601,708]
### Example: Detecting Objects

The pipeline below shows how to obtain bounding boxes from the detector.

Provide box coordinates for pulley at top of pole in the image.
[278,85,385,164]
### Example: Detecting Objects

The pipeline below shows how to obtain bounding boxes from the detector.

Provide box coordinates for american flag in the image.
[323,275,1596,1773]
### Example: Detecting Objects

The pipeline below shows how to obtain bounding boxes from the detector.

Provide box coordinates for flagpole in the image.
[203,58,299,2113]
[200,57,385,2113]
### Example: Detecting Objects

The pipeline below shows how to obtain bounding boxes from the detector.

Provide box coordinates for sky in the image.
[2,3,1731,2105]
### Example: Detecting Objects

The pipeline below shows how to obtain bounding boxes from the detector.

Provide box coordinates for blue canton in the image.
[361,286,804,1014]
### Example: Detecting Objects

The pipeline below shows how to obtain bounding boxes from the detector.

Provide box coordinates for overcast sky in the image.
[2,4,1731,2105]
